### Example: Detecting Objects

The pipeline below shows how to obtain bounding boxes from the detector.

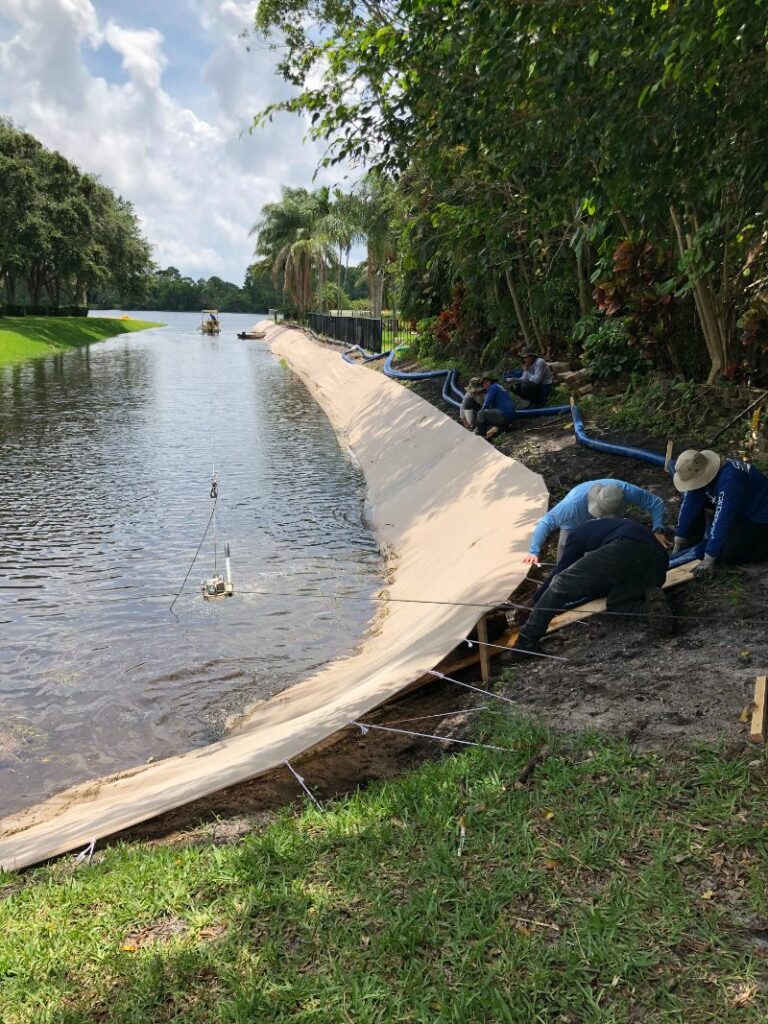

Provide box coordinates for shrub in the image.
[581,317,651,380]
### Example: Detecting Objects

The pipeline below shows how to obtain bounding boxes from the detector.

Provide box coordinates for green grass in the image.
[0,317,164,367]
[1,713,766,1023]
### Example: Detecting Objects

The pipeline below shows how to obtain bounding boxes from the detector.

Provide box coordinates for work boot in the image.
[644,587,674,636]
[512,633,541,657]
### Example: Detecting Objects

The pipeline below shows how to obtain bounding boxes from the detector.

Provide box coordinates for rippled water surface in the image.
[0,312,382,814]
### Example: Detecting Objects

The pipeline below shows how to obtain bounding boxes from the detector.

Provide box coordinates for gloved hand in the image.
[672,536,688,555]
[692,554,717,577]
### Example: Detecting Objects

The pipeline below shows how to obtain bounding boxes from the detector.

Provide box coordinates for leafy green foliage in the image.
[581,318,651,380]
[0,119,152,309]
[249,0,768,384]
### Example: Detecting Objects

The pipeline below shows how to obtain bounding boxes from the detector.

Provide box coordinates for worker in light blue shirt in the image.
[524,478,667,564]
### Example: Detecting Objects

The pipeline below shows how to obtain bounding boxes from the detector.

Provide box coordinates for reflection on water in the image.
[0,312,381,814]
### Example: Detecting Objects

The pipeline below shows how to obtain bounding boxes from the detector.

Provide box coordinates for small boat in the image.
[200,309,221,335]
[237,329,266,340]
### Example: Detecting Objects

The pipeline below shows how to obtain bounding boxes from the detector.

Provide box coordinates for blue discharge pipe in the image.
[342,345,391,365]
[570,400,669,468]
[570,400,706,567]
[381,349,571,418]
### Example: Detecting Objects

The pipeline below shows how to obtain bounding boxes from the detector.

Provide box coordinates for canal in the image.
[0,313,382,815]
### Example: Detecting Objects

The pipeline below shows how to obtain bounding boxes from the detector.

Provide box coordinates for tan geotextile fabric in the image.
[0,324,548,870]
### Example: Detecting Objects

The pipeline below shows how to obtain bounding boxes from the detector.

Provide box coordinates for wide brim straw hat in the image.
[466,376,486,393]
[673,449,721,492]
[587,482,625,518]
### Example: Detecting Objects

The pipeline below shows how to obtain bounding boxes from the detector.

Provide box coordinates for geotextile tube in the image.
[0,322,549,870]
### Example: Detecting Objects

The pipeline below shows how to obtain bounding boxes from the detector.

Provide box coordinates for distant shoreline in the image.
[0,316,164,368]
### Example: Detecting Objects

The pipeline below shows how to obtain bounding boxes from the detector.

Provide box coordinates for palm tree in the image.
[250,186,334,318]
[353,172,396,318]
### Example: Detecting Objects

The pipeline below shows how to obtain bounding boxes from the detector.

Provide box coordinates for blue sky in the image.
[0,0,354,284]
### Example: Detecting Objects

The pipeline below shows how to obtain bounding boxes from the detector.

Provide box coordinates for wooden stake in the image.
[476,615,492,683]
[750,676,767,744]
[664,440,674,473]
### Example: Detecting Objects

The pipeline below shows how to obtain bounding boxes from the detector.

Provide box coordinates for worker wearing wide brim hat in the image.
[473,374,515,440]
[508,348,554,407]
[458,376,486,430]
[673,449,768,574]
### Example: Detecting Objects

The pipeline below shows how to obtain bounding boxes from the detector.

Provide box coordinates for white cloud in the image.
[0,0,353,285]
[103,21,167,90]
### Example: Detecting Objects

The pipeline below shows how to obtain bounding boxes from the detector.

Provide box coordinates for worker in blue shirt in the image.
[473,375,515,439]
[514,518,672,654]
[672,449,768,574]
[524,479,668,563]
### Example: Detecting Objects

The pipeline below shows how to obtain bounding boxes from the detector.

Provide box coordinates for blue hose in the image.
[570,400,707,567]
[342,345,391,365]
[382,350,570,418]
[441,371,461,409]
[570,400,672,468]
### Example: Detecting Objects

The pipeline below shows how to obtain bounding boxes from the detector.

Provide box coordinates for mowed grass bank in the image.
[1,715,766,1023]
[0,316,163,367]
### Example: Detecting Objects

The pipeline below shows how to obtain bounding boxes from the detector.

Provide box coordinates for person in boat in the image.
[524,480,668,564]
[513,517,672,654]
[672,449,768,574]
[459,376,485,429]
[209,312,219,325]
[474,375,516,439]
[508,349,554,406]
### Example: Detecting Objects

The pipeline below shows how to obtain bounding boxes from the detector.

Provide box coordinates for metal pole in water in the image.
[224,542,233,587]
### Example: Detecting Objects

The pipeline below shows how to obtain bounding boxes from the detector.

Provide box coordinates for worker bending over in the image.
[508,349,554,406]
[472,375,516,439]
[673,449,768,574]
[459,376,485,429]
[524,480,667,564]
[514,518,672,654]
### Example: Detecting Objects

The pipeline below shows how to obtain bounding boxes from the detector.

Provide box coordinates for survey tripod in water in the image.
[201,473,234,601]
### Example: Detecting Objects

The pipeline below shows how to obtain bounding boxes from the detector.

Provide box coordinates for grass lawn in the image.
[0,317,164,367]
[1,713,766,1023]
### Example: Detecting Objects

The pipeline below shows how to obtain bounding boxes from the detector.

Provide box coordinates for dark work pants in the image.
[476,408,514,437]
[519,537,668,643]
[683,511,768,564]
[509,379,553,406]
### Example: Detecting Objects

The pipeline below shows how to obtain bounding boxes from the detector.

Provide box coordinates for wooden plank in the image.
[476,615,492,682]
[750,676,767,744]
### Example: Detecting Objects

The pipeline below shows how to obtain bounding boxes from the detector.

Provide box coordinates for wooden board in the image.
[750,676,767,744]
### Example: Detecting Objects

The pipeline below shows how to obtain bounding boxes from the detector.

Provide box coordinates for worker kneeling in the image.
[514,510,672,655]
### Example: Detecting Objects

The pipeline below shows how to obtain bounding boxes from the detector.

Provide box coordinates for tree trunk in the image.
[369,271,385,318]
[670,205,727,383]
[504,266,533,348]
[575,243,592,318]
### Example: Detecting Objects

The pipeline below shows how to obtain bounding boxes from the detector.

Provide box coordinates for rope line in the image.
[430,670,519,703]
[352,720,508,752]
[463,637,569,662]
[285,760,324,812]
[169,501,217,612]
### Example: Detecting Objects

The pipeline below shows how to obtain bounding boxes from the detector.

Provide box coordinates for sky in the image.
[0,0,353,285]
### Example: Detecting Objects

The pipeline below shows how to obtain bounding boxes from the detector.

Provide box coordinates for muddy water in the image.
[0,312,382,815]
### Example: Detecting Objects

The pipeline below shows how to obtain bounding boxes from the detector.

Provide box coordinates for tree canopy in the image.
[0,120,152,310]
[251,0,768,382]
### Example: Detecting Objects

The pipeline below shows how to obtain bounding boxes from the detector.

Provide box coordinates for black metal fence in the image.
[308,312,383,352]
[307,312,420,353]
